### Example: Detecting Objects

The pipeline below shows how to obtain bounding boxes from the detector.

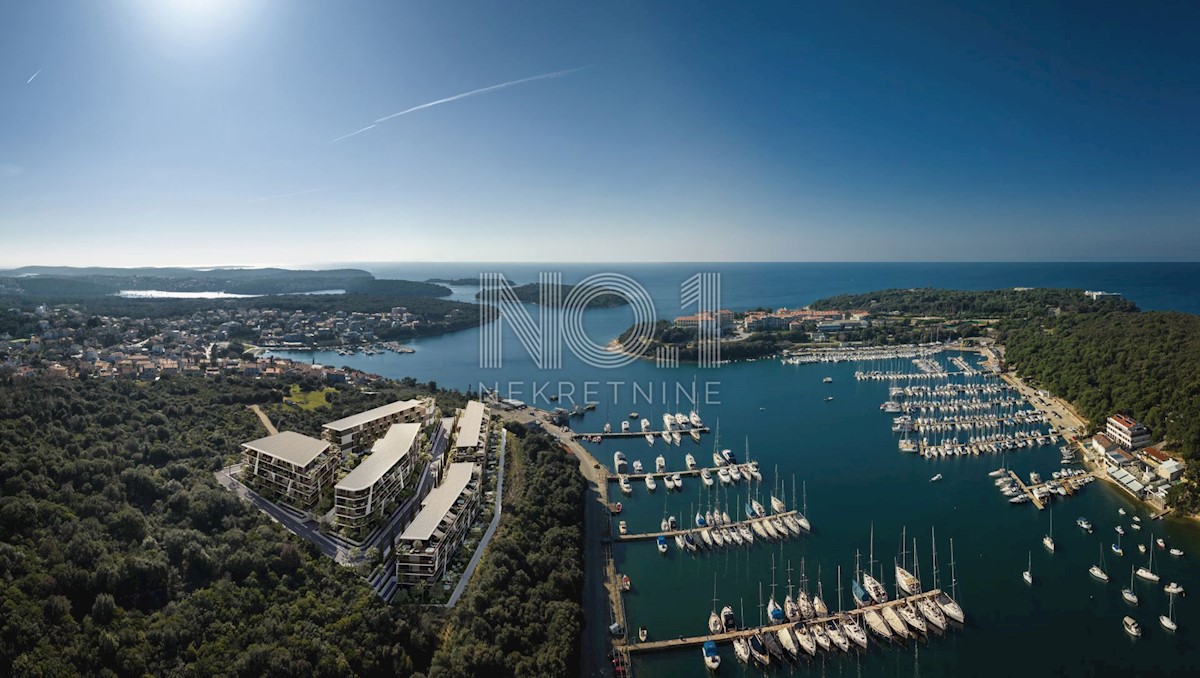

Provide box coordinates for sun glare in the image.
[137,0,258,46]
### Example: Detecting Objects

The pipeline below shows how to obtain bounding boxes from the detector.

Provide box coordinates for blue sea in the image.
[274,262,1200,677]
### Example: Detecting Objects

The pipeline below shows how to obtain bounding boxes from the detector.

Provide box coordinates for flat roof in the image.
[400,463,477,542]
[242,431,331,468]
[454,401,487,449]
[337,423,421,491]
[322,398,428,432]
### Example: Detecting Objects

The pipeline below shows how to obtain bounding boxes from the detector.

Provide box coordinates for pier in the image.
[616,510,803,542]
[605,462,748,483]
[1008,470,1098,510]
[622,590,947,653]
[574,427,710,440]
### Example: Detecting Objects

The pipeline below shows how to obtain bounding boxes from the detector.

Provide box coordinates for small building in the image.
[334,423,422,531]
[744,315,790,332]
[672,310,734,331]
[1142,447,1170,466]
[1158,459,1185,482]
[395,463,482,585]
[323,398,434,456]
[1106,414,1151,451]
[1091,434,1118,456]
[241,432,340,510]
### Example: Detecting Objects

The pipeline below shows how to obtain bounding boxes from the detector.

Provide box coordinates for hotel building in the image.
[1106,414,1151,451]
[452,400,490,461]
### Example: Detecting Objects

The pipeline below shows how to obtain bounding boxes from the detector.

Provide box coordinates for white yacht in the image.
[655,454,666,473]
[690,410,703,427]
[632,460,644,474]
[685,453,697,469]
[618,476,632,494]
[700,468,714,486]
[645,475,657,492]
[717,467,731,484]
[672,473,683,491]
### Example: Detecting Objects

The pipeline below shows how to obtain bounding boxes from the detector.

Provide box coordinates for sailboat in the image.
[934,532,965,623]
[1043,509,1055,552]
[895,526,921,596]
[813,568,829,616]
[770,465,787,513]
[1112,531,1124,557]
[1023,550,1033,584]
[708,576,724,634]
[863,525,889,604]
[766,557,786,624]
[1121,566,1139,604]
[912,539,946,630]
[838,565,869,648]
[751,585,770,666]
[1135,539,1160,582]
[796,479,812,531]
[1161,593,1178,632]
[1089,542,1109,582]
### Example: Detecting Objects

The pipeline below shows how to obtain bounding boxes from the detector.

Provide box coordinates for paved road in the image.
[249,404,278,435]
[446,429,507,607]
[214,464,349,563]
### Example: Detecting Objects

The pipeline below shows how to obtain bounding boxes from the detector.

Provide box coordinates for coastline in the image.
[1000,359,1190,522]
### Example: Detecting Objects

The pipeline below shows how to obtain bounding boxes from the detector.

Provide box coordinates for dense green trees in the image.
[428,427,584,678]
[810,287,1138,318]
[0,375,443,676]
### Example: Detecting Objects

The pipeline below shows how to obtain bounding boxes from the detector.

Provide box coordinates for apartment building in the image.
[241,431,339,510]
[322,397,434,456]
[395,462,481,585]
[452,400,490,461]
[334,422,422,531]
[1106,414,1151,451]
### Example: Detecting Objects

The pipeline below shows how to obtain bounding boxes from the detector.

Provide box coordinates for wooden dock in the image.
[573,427,710,440]
[1009,470,1098,510]
[623,590,946,653]
[606,462,753,483]
[918,431,1055,455]
[616,510,803,542]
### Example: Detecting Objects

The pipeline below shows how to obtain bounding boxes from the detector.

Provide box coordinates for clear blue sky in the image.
[2,0,1198,266]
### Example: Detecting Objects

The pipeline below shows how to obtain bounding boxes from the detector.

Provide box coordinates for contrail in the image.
[27,68,42,84]
[329,66,585,143]
[328,124,376,144]
[243,185,337,203]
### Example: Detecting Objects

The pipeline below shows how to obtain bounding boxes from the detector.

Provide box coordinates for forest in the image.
[1002,311,1200,508]
[0,267,453,298]
[809,287,1138,318]
[0,374,456,676]
[427,424,585,678]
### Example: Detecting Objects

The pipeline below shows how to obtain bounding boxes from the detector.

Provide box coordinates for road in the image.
[249,404,278,435]
[214,464,350,563]
[446,428,507,607]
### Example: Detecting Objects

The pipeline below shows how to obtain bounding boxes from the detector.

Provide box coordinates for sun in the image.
[136,0,259,46]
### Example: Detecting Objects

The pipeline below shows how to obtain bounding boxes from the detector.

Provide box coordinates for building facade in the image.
[452,400,490,461]
[395,463,481,585]
[334,422,422,531]
[1106,414,1151,450]
[241,431,340,510]
[322,397,434,456]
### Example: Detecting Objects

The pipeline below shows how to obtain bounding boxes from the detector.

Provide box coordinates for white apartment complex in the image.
[395,462,481,585]
[334,422,423,530]
[452,400,490,459]
[322,397,434,456]
[241,431,339,510]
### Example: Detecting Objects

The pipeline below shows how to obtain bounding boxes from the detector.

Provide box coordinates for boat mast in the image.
[837,565,843,613]
[931,527,940,590]
[950,537,960,602]
[869,523,876,581]
[913,538,921,586]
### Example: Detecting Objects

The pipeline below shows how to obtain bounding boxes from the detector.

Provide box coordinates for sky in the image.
[1,0,1198,267]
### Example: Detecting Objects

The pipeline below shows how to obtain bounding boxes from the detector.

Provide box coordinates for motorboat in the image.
[618,476,632,494]
[701,640,721,670]
[717,468,731,484]
[685,453,697,469]
[1123,616,1141,637]
[645,475,657,492]
[663,474,676,491]
[930,473,943,482]
[1170,548,1184,557]
[700,468,714,486]
[632,460,644,474]
[657,536,668,554]
[656,455,666,473]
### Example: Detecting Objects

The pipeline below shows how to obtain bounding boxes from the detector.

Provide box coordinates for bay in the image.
[272,262,1200,676]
